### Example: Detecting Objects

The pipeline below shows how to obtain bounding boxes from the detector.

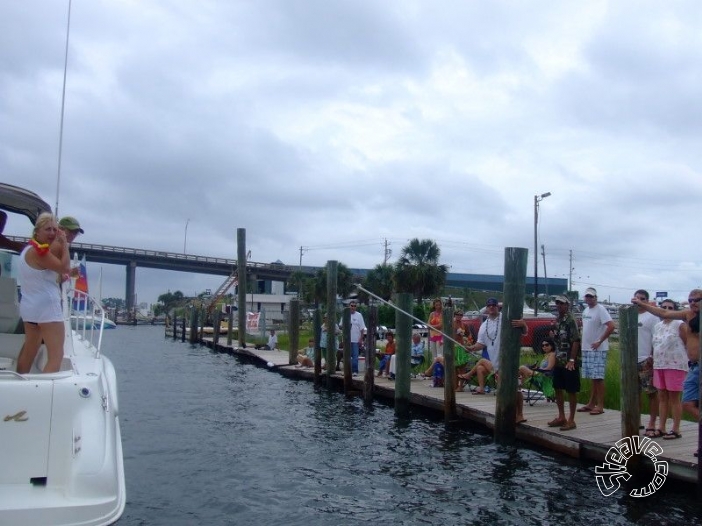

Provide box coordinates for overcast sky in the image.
[1,0,701,307]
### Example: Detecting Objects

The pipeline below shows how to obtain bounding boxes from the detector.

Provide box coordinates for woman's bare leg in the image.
[39,321,65,373]
[17,323,43,373]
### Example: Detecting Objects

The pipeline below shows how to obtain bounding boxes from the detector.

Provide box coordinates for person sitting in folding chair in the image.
[410,333,426,373]
[377,331,396,378]
[520,338,557,406]
[519,338,557,381]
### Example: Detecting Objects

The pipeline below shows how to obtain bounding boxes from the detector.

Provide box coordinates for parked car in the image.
[412,323,429,338]
[374,325,388,340]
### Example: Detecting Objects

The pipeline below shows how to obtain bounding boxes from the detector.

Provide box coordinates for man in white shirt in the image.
[577,287,616,415]
[264,329,278,350]
[340,300,366,374]
[634,289,660,436]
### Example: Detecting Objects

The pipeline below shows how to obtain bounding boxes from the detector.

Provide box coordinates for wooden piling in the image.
[198,307,205,341]
[364,305,377,405]
[227,305,234,346]
[237,228,247,349]
[213,309,221,347]
[172,314,177,340]
[395,293,412,417]
[313,308,322,387]
[189,307,198,344]
[180,315,186,342]
[619,305,640,439]
[494,247,528,443]
[325,261,338,377]
[698,324,702,489]
[289,298,300,365]
[342,307,352,393]
[443,307,456,421]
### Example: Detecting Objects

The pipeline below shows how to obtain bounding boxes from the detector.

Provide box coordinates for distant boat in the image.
[71,314,117,330]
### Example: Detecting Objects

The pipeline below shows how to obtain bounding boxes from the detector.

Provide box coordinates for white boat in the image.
[71,314,117,331]
[0,183,125,525]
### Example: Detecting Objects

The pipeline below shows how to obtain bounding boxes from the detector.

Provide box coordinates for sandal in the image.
[663,431,682,440]
[576,406,593,412]
[644,429,664,438]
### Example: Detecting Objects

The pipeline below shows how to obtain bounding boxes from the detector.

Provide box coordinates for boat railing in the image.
[64,286,105,356]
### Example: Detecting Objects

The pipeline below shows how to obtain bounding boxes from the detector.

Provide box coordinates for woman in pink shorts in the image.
[652,299,688,439]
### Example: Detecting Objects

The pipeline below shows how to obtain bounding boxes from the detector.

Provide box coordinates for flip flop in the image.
[560,421,577,431]
[576,406,593,412]
[472,390,485,395]
[645,429,664,438]
[547,418,566,427]
[663,431,682,440]
[589,409,605,415]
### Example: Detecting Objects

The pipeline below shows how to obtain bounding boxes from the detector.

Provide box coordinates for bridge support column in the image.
[125,261,137,315]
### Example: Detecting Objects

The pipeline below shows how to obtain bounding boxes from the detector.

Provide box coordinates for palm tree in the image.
[361,264,395,301]
[311,262,355,305]
[394,238,448,301]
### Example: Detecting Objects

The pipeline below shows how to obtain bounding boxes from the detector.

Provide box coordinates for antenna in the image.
[55,0,73,216]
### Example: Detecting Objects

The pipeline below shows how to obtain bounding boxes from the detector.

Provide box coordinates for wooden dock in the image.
[201,337,700,485]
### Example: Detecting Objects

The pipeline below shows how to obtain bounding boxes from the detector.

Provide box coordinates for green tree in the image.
[394,238,448,302]
[311,263,355,305]
[361,263,395,302]
[102,297,125,310]
[155,290,185,316]
[287,270,317,304]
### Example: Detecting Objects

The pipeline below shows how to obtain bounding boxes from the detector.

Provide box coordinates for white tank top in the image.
[18,245,63,323]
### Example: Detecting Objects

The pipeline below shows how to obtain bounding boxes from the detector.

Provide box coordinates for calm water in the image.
[107,326,702,526]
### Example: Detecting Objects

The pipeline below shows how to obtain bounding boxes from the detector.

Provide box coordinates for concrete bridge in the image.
[8,236,568,311]
[9,236,297,312]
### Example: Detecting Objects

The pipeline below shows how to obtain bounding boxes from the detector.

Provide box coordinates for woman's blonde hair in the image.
[32,212,58,238]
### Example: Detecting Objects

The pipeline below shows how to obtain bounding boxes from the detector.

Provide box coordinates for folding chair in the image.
[522,371,555,406]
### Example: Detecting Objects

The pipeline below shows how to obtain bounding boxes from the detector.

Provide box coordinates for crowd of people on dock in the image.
[291,287,699,457]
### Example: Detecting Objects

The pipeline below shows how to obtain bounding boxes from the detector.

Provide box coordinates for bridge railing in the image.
[6,236,299,272]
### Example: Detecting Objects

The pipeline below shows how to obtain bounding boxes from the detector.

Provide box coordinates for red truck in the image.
[460,312,558,352]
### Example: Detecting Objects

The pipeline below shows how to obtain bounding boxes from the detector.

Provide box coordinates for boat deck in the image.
[201,337,700,485]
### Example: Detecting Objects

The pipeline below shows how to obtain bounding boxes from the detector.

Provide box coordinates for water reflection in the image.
[109,327,702,525]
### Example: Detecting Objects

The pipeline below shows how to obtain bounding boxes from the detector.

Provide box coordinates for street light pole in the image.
[533,192,551,316]
[184,218,190,254]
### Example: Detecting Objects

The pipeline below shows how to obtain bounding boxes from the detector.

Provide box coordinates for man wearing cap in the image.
[633,289,660,437]
[461,297,526,394]
[578,287,616,415]
[58,216,84,244]
[547,295,581,431]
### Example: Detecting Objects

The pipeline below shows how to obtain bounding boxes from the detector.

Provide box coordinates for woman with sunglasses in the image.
[519,338,557,381]
[650,299,688,439]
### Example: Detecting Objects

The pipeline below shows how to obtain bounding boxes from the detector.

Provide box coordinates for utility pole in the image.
[533,192,551,316]
[383,238,392,266]
[298,246,307,299]
[541,244,549,300]
[569,249,574,293]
